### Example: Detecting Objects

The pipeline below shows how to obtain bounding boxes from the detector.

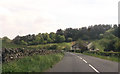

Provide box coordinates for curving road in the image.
[48,52,119,73]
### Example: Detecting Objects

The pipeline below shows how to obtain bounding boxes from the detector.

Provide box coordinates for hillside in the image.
[93,28,120,52]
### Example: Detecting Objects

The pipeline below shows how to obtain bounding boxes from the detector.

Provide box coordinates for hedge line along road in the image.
[48,52,119,73]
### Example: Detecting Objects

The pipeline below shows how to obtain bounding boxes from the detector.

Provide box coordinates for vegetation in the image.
[2,53,64,72]
[2,37,26,48]
[69,24,120,62]
[76,39,88,52]
[28,42,72,50]
[83,51,120,62]
[0,38,2,48]
[1,24,112,46]
[2,24,120,72]
[93,27,120,52]
[2,24,119,50]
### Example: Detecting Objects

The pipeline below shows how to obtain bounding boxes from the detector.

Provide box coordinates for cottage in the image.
[87,42,99,51]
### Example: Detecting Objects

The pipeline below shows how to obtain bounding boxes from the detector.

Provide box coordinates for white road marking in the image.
[69,53,100,73]
[80,57,82,59]
[77,56,88,64]
[89,64,100,73]
[82,59,87,63]
[77,56,82,59]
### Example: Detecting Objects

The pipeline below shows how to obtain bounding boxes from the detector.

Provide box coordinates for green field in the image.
[28,42,72,50]
[2,41,26,48]
[2,53,64,72]
[2,41,72,51]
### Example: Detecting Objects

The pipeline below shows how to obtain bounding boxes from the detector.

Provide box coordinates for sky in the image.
[0,0,119,39]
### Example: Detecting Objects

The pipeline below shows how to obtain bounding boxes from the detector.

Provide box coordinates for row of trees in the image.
[56,24,116,41]
[12,33,67,45]
[2,24,119,46]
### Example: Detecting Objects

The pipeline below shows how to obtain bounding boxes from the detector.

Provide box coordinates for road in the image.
[48,52,119,73]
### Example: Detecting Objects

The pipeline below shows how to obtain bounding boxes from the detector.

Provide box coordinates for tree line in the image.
[1,24,119,46]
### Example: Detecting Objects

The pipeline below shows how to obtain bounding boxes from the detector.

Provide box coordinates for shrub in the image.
[49,45,58,50]
[67,38,72,42]
[63,45,71,51]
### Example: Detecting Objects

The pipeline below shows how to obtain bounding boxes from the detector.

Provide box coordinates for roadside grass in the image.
[2,53,64,72]
[88,40,119,62]
[82,52,119,62]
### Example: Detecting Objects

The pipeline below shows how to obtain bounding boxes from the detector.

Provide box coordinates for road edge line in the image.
[89,64,100,73]
[82,59,88,63]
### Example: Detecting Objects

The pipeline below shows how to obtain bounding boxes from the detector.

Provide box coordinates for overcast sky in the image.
[0,0,119,39]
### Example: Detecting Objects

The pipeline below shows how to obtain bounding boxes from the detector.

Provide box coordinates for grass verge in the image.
[82,52,119,62]
[2,53,64,72]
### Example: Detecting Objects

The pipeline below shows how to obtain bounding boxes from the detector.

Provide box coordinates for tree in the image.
[33,35,41,44]
[56,29,64,35]
[49,32,56,42]
[104,40,115,51]
[11,24,114,46]
[20,40,28,45]
[82,35,90,40]
[47,38,52,43]
[63,45,71,51]
[64,28,79,41]
[49,45,58,50]
[77,39,87,52]
[12,35,21,44]
[43,40,47,44]
[2,36,11,43]
[67,37,72,42]
[99,34,104,39]
[42,33,49,40]
[56,35,65,43]
[114,38,120,52]
[113,24,117,29]
[118,24,120,38]
[113,24,120,38]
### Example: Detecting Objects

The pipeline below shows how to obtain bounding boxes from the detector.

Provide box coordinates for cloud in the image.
[0,1,58,39]
[0,0,119,39]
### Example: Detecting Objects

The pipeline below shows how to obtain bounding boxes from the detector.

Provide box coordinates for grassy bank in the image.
[28,42,72,50]
[83,52,119,62]
[2,53,64,72]
[2,42,26,48]
[2,41,72,50]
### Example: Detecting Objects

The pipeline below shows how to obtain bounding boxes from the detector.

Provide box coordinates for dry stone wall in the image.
[2,48,62,63]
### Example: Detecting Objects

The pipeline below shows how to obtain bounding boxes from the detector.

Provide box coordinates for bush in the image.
[63,45,71,51]
[56,35,65,43]
[114,39,120,52]
[2,37,11,43]
[45,45,58,50]
[21,40,28,45]
[77,39,87,52]
[49,45,58,50]
[44,45,51,49]
[67,38,72,42]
